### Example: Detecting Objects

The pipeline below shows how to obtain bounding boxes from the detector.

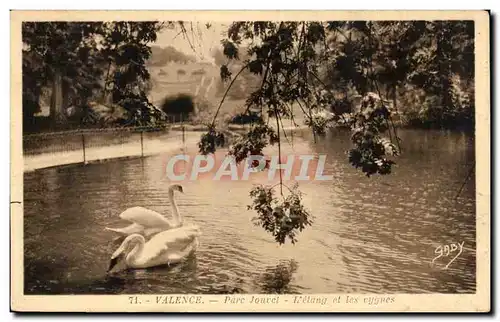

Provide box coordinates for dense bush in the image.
[395,79,474,131]
[230,110,263,125]
[160,94,196,121]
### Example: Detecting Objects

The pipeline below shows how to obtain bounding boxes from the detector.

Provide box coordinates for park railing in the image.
[22,117,253,172]
[22,125,191,169]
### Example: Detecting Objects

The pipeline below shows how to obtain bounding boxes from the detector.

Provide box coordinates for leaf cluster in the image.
[198,125,226,155]
[347,93,399,176]
[228,124,279,163]
[248,184,312,245]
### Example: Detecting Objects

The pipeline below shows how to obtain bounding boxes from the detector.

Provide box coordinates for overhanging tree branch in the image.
[210,62,251,128]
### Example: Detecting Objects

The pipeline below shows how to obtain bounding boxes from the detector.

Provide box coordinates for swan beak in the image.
[108,252,126,273]
[107,256,120,273]
[108,245,126,273]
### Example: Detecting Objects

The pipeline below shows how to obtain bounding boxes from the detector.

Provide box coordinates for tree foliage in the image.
[324,21,474,130]
[22,22,106,127]
[22,21,167,130]
[249,184,312,245]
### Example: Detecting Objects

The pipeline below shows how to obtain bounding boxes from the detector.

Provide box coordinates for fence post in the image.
[81,134,86,164]
[140,130,144,157]
[181,114,185,147]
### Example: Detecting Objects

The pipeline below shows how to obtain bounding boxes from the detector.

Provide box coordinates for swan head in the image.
[107,234,143,273]
[169,184,184,194]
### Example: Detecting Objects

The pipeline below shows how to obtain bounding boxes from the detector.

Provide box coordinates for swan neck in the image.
[168,190,182,226]
[126,237,145,265]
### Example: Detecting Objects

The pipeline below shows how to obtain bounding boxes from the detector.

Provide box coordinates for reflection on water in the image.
[23,128,476,294]
[258,260,300,294]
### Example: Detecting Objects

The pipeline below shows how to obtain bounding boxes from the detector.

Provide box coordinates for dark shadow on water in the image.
[195,260,302,295]
[26,256,306,295]
[64,276,129,294]
[256,259,300,294]
[26,252,200,295]
[25,274,129,295]
[24,257,73,294]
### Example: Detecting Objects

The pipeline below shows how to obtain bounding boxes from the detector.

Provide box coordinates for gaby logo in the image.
[165,153,333,181]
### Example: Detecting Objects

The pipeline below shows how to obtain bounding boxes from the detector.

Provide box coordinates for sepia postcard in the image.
[10,10,490,313]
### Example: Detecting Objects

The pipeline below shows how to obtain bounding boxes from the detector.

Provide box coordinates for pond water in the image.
[23,128,476,294]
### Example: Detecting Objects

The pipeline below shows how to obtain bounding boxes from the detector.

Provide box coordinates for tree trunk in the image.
[50,70,66,125]
[392,84,397,111]
[62,80,71,111]
[102,60,114,105]
[104,86,113,105]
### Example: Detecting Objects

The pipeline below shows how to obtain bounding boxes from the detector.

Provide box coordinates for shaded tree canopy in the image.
[199,20,474,244]
[22,21,167,130]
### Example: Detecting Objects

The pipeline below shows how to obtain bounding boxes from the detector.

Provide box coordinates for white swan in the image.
[105,184,185,237]
[107,224,201,272]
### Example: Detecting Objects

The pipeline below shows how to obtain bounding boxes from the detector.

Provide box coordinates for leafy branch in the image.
[211,62,251,128]
[248,183,313,245]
